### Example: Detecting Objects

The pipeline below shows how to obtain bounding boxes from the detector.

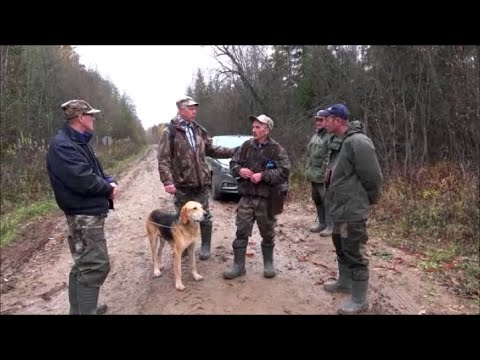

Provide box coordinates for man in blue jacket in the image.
[46,99,118,315]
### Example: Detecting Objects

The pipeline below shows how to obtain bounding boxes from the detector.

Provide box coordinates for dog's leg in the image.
[150,233,162,278]
[173,246,186,291]
[188,244,203,281]
[158,238,165,272]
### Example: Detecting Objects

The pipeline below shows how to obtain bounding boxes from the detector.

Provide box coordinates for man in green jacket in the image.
[320,104,383,315]
[305,110,333,236]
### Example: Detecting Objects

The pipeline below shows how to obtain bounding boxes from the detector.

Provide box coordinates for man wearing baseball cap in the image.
[305,109,334,236]
[320,103,383,314]
[223,114,290,280]
[46,99,117,314]
[157,96,236,262]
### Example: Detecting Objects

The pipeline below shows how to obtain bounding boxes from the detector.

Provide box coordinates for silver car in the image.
[206,135,252,200]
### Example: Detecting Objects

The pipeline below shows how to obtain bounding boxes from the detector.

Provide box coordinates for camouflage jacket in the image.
[230,137,290,198]
[305,128,332,183]
[157,117,235,188]
[325,121,383,222]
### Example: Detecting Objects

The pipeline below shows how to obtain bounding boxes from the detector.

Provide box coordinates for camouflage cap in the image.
[176,96,199,109]
[249,114,274,130]
[61,99,101,120]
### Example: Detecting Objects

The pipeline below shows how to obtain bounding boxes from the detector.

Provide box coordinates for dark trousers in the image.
[332,221,369,281]
[311,182,331,225]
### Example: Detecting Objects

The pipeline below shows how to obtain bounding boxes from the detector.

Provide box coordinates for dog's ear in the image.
[180,205,189,225]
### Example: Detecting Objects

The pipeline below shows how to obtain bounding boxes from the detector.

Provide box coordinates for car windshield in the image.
[212,135,251,148]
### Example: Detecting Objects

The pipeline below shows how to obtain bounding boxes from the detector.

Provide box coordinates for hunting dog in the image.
[146,201,206,291]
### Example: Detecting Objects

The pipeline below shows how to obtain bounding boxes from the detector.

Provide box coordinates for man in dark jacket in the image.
[157,96,236,260]
[305,110,333,236]
[223,114,290,280]
[320,104,383,315]
[46,99,117,315]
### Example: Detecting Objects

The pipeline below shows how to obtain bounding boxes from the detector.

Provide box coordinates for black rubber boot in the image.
[68,272,79,315]
[262,245,276,278]
[309,205,326,233]
[320,224,333,237]
[337,279,369,314]
[199,223,212,260]
[223,247,247,279]
[96,303,108,315]
[77,283,101,315]
[323,262,352,293]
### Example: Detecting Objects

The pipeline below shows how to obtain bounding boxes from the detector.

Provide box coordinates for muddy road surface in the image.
[1,147,476,315]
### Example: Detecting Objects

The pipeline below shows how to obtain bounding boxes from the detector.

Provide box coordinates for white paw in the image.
[153,269,162,278]
[176,283,186,291]
[193,273,204,281]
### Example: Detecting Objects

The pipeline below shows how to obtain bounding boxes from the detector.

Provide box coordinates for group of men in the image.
[304,104,383,314]
[46,95,382,315]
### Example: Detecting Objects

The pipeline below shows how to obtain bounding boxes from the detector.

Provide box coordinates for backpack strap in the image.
[167,121,176,157]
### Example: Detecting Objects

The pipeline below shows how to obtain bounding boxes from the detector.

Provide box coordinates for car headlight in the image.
[221,165,230,173]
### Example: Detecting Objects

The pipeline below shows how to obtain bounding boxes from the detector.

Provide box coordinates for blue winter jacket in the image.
[46,123,114,216]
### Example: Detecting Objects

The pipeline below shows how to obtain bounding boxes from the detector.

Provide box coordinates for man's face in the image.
[324,115,338,133]
[314,117,325,130]
[79,114,95,133]
[252,120,269,140]
[179,105,198,121]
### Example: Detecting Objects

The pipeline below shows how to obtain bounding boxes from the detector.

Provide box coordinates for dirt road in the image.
[0,146,476,315]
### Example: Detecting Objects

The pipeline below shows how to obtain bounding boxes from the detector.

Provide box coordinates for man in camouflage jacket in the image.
[305,110,334,236]
[157,96,235,260]
[223,114,290,280]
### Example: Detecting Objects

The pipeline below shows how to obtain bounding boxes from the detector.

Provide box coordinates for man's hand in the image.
[239,168,253,179]
[250,172,263,184]
[164,184,176,194]
[110,183,118,199]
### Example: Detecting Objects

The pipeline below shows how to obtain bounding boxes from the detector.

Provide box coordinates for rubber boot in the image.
[77,283,101,315]
[323,262,352,293]
[68,272,79,315]
[337,279,369,315]
[223,247,247,279]
[320,224,333,237]
[199,223,212,260]
[96,303,108,315]
[309,206,326,233]
[70,274,108,314]
[261,244,276,278]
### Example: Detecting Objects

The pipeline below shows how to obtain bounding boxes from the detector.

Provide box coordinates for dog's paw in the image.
[175,283,186,291]
[153,269,162,278]
[193,273,204,281]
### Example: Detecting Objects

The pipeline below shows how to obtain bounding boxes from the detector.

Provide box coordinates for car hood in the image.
[217,158,231,167]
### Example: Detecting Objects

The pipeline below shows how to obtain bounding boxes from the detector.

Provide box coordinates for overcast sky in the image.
[75,45,218,130]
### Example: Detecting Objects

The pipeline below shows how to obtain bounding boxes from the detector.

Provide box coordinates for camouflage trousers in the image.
[173,186,212,225]
[233,196,276,249]
[332,221,369,281]
[66,214,110,287]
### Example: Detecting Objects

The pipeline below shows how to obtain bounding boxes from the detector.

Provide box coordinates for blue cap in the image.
[316,104,350,120]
